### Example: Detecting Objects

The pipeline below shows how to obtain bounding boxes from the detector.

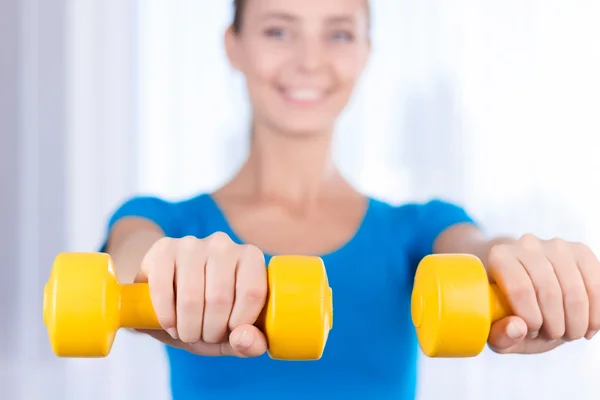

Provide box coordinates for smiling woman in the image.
[226,0,371,137]
[105,0,445,399]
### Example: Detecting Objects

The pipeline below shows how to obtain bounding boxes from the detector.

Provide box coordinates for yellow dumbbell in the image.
[43,252,333,360]
[411,253,512,357]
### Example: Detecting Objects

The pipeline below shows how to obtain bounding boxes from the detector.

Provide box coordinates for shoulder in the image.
[368,196,474,225]
[105,192,215,238]
[366,196,478,262]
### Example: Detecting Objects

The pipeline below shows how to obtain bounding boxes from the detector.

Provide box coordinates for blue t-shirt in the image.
[103,193,476,399]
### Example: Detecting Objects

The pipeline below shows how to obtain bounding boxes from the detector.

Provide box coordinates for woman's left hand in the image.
[486,234,600,354]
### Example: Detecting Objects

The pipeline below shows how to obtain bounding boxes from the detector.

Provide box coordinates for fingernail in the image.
[586,330,598,340]
[235,329,253,350]
[527,330,539,339]
[507,322,524,339]
[167,328,178,340]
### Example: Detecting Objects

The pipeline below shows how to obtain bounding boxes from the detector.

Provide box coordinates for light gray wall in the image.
[0,0,20,362]
[1,0,69,398]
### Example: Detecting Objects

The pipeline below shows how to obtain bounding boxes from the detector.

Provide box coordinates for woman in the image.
[103,0,600,398]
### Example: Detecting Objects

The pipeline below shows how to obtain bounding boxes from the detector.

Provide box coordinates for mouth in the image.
[279,87,328,107]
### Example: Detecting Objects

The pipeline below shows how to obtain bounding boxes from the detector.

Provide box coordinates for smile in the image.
[281,88,327,106]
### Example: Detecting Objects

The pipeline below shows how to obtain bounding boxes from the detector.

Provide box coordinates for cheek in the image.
[327,63,361,111]
[243,45,286,87]
[242,49,288,107]
[331,54,364,92]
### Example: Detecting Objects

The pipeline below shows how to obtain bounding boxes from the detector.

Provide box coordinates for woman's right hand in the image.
[134,232,269,358]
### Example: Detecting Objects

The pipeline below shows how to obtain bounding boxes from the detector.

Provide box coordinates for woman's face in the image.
[226,0,371,137]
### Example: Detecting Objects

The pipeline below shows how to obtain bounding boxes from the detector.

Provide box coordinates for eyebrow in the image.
[261,12,297,22]
[260,12,356,24]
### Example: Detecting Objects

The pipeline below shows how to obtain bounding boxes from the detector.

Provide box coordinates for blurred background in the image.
[2,0,600,399]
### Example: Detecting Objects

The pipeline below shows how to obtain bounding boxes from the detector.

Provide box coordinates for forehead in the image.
[243,0,368,22]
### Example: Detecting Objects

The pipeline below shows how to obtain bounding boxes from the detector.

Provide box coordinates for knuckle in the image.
[564,289,588,309]
[179,295,203,314]
[529,315,544,331]
[505,283,534,304]
[239,285,267,305]
[519,233,540,247]
[178,235,199,252]
[179,331,201,344]
[146,238,174,261]
[205,289,232,308]
[487,244,510,265]
[571,241,589,255]
[240,244,265,262]
[574,242,599,266]
[203,331,226,344]
[536,282,561,303]
[207,232,232,252]
[154,236,174,250]
[589,282,600,304]
[589,316,600,332]
[564,328,585,341]
[548,237,569,253]
[545,325,566,341]
[564,320,587,340]
[157,314,176,331]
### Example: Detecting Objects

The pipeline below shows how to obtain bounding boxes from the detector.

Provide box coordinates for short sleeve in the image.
[410,199,478,263]
[99,196,180,252]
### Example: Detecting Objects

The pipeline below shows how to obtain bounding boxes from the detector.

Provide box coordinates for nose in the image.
[296,37,326,74]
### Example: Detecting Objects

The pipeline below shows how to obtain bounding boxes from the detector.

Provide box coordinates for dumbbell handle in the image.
[488,283,513,323]
[119,284,162,329]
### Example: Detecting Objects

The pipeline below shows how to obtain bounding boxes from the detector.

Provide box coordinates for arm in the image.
[100,196,179,283]
[433,223,516,268]
[104,217,165,284]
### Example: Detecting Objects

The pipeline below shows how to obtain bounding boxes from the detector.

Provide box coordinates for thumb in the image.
[488,316,528,353]
[227,324,268,358]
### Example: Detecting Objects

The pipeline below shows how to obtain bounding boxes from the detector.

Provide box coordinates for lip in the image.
[279,87,329,107]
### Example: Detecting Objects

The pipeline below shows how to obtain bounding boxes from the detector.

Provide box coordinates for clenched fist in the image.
[487,234,600,354]
[134,232,268,357]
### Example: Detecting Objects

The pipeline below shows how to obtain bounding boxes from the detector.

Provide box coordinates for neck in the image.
[236,123,338,205]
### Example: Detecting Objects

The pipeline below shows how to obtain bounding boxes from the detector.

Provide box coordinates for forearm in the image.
[433,223,516,268]
[104,218,165,284]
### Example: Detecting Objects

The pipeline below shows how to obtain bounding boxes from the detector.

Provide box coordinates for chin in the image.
[281,126,332,138]
[269,115,336,138]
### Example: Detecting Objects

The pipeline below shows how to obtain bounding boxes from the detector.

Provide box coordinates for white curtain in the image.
[4,0,600,399]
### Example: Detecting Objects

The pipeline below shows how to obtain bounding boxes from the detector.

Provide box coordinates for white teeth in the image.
[287,89,323,101]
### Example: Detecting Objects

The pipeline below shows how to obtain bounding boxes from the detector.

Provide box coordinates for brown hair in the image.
[232,0,246,33]
[232,0,370,34]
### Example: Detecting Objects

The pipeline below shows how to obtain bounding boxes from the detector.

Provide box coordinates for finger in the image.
[488,316,528,353]
[487,245,543,338]
[175,236,207,344]
[142,238,178,339]
[516,249,564,340]
[227,324,268,357]
[545,239,588,341]
[572,243,600,340]
[202,232,237,344]
[516,235,566,340]
[183,324,268,358]
[228,244,267,330]
[137,329,187,349]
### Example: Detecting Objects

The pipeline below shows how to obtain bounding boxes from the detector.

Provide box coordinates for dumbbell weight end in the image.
[411,254,512,358]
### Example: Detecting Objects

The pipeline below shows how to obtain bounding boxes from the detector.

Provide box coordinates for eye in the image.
[330,31,354,42]
[264,27,288,40]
